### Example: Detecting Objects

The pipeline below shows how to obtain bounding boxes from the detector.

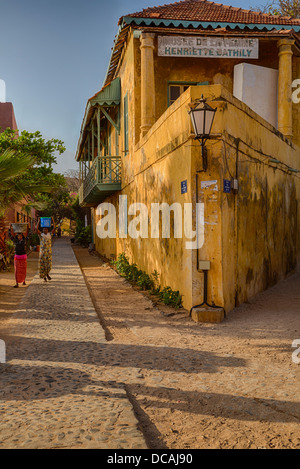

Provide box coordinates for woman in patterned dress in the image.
[36,217,56,282]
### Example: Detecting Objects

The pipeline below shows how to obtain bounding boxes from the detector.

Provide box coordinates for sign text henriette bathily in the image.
[158,36,259,59]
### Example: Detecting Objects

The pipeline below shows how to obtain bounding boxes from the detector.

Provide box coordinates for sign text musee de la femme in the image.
[158,36,259,59]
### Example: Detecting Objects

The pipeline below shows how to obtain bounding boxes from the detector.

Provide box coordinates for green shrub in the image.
[158,286,182,309]
[137,271,154,291]
[76,225,92,246]
[150,270,160,294]
[4,239,15,266]
[75,219,84,239]
[128,263,141,282]
[0,239,15,270]
[113,253,182,308]
[112,253,132,277]
[113,254,144,282]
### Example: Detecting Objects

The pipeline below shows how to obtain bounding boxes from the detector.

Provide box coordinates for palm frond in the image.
[0,149,35,181]
[0,148,55,214]
[22,200,50,215]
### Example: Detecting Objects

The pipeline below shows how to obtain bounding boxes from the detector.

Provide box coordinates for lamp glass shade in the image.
[189,101,216,138]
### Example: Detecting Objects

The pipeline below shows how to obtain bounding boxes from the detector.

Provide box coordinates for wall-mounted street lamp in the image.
[189,95,217,171]
[188,95,225,322]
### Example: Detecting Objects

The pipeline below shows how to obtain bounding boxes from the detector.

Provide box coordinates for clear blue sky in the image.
[0,0,260,174]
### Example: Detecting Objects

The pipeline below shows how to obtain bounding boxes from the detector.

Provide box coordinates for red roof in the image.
[121,0,300,26]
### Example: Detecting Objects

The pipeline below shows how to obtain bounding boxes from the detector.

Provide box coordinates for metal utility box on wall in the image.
[198,260,211,271]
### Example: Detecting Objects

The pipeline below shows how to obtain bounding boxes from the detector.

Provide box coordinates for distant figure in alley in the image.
[10,222,30,288]
[36,217,56,282]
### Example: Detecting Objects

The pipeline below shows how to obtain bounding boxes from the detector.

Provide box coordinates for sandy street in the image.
[74,245,300,450]
[0,238,299,449]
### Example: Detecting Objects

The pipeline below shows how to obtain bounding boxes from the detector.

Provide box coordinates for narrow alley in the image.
[0,238,299,449]
[0,238,147,449]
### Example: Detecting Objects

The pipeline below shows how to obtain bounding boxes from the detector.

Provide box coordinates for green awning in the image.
[89,77,121,107]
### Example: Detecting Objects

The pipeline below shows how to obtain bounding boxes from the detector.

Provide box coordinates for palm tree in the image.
[0,149,53,215]
[0,149,35,214]
[0,149,51,259]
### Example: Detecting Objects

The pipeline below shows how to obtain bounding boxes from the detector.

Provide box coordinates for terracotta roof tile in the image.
[121,0,300,26]
[136,24,297,36]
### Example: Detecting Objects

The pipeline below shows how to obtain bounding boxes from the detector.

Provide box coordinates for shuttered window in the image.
[168,81,209,106]
[124,93,129,156]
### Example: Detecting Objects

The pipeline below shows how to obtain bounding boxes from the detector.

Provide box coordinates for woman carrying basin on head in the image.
[10,223,30,288]
[36,217,56,282]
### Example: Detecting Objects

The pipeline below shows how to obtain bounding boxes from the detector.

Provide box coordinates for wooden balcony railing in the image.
[79,156,122,206]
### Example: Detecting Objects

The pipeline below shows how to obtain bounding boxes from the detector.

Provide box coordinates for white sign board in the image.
[201,180,218,189]
[158,36,259,59]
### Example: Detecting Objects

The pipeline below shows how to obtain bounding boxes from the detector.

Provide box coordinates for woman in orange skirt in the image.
[10,223,30,288]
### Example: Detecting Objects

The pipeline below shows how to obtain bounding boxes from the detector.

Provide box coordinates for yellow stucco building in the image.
[76,1,300,321]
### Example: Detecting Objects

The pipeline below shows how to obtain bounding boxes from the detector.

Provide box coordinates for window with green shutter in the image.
[168,81,209,106]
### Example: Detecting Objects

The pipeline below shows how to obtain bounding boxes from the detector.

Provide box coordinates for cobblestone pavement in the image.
[0,239,147,449]
[1,238,300,449]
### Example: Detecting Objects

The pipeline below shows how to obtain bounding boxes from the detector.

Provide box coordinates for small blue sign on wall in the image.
[181,180,188,194]
[223,179,231,193]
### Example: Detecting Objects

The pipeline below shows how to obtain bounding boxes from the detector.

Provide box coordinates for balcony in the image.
[79,156,122,207]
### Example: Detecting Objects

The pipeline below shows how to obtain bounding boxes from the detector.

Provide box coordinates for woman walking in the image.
[10,223,30,288]
[36,217,56,282]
